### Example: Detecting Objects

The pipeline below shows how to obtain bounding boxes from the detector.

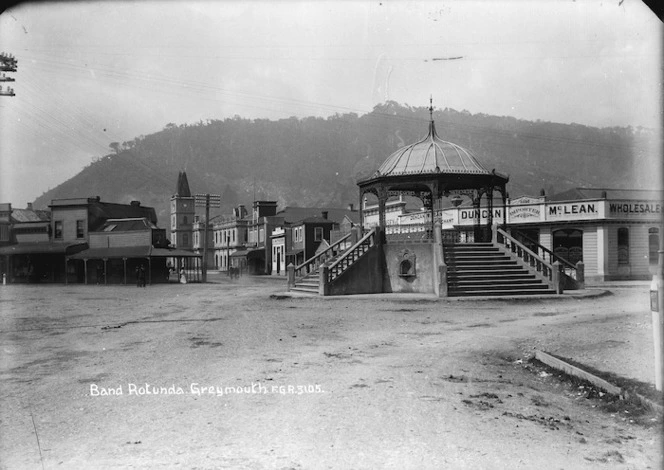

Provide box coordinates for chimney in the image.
[130,200,141,206]
[27,202,33,211]
[322,211,328,220]
[347,203,354,211]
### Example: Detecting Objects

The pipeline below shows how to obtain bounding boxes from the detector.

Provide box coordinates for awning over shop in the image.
[68,246,151,259]
[150,247,202,258]
[0,241,88,256]
[68,246,202,260]
[230,248,264,259]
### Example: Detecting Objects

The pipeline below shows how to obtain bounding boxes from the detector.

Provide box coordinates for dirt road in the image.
[0,277,661,469]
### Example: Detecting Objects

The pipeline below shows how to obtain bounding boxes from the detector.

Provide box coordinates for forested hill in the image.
[33,101,659,224]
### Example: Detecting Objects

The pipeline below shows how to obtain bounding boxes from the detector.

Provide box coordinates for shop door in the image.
[553,229,583,264]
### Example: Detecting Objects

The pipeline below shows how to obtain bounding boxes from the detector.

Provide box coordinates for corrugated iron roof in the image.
[99,218,158,232]
[276,207,359,225]
[12,208,50,223]
[0,241,87,255]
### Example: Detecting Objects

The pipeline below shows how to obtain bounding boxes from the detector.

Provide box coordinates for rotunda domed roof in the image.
[375,120,490,178]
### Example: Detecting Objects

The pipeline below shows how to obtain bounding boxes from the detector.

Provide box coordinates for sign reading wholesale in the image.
[607,200,662,219]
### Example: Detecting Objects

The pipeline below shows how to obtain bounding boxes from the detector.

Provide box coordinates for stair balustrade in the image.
[293,232,352,280]
[493,226,557,290]
[510,229,581,282]
[326,229,376,284]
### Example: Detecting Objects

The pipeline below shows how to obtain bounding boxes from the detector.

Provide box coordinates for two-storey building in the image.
[212,205,249,271]
[270,206,360,275]
[0,203,53,282]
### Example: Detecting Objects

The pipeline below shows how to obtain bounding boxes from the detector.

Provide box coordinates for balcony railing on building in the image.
[384,223,434,242]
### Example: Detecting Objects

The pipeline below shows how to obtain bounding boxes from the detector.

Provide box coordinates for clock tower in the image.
[170,171,195,250]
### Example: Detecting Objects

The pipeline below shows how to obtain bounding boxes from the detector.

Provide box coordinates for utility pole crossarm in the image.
[0,52,17,97]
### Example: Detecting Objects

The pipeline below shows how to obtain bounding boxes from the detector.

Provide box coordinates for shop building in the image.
[395,188,663,283]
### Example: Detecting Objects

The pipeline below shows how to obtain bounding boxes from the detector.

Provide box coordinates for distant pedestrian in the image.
[179,266,187,284]
[139,265,147,287]
[135,265,141,287]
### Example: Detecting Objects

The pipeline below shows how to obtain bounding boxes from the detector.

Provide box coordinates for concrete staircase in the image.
[291,271,321,294]
[291,229,376,295]
[445,243,556,297]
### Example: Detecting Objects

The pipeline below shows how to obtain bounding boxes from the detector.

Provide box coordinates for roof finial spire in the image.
[429,95,433,122]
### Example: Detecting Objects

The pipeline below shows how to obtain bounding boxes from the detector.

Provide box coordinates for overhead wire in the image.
[4,43,655,195]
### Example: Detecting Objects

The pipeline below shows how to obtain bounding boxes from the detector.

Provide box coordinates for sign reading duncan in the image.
[608,200,662,219]
[459,208,504,221]
[547,202,600,220]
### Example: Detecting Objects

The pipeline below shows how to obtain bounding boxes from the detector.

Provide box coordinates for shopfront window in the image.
[649,228,660,265]
[76,220,85,239]
[54,221,63,239]
[617,228,629,265]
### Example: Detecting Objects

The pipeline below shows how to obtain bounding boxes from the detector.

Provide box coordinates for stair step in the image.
[446,259,514,265]
[450,283,553,292]
[290,286,319,294]
[445,243,494,247]
[296,280,319,288]
[449,289,556,297]
[445,249,505,254]
[448,279,540,287]
[447,265,524,272]
[449,272,537,280]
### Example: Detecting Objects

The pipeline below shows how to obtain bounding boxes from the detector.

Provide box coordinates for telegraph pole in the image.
[0,52,17,97]
[195,193,221,282]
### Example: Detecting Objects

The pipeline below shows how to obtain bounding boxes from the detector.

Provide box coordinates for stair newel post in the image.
[552,261,564,294]
[287,263,295,291]
[434,220,448,298]
[351,226,360,247]
[575,261,585,289]
[319,262,329,296]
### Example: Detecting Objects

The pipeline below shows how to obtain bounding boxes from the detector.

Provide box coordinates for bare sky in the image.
[0,0,661,206]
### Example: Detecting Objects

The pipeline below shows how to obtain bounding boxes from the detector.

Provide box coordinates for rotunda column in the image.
[473,189,483,243]
[377,186,388,233]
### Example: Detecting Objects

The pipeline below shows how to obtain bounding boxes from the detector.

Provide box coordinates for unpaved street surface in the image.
[1,277,662,469]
